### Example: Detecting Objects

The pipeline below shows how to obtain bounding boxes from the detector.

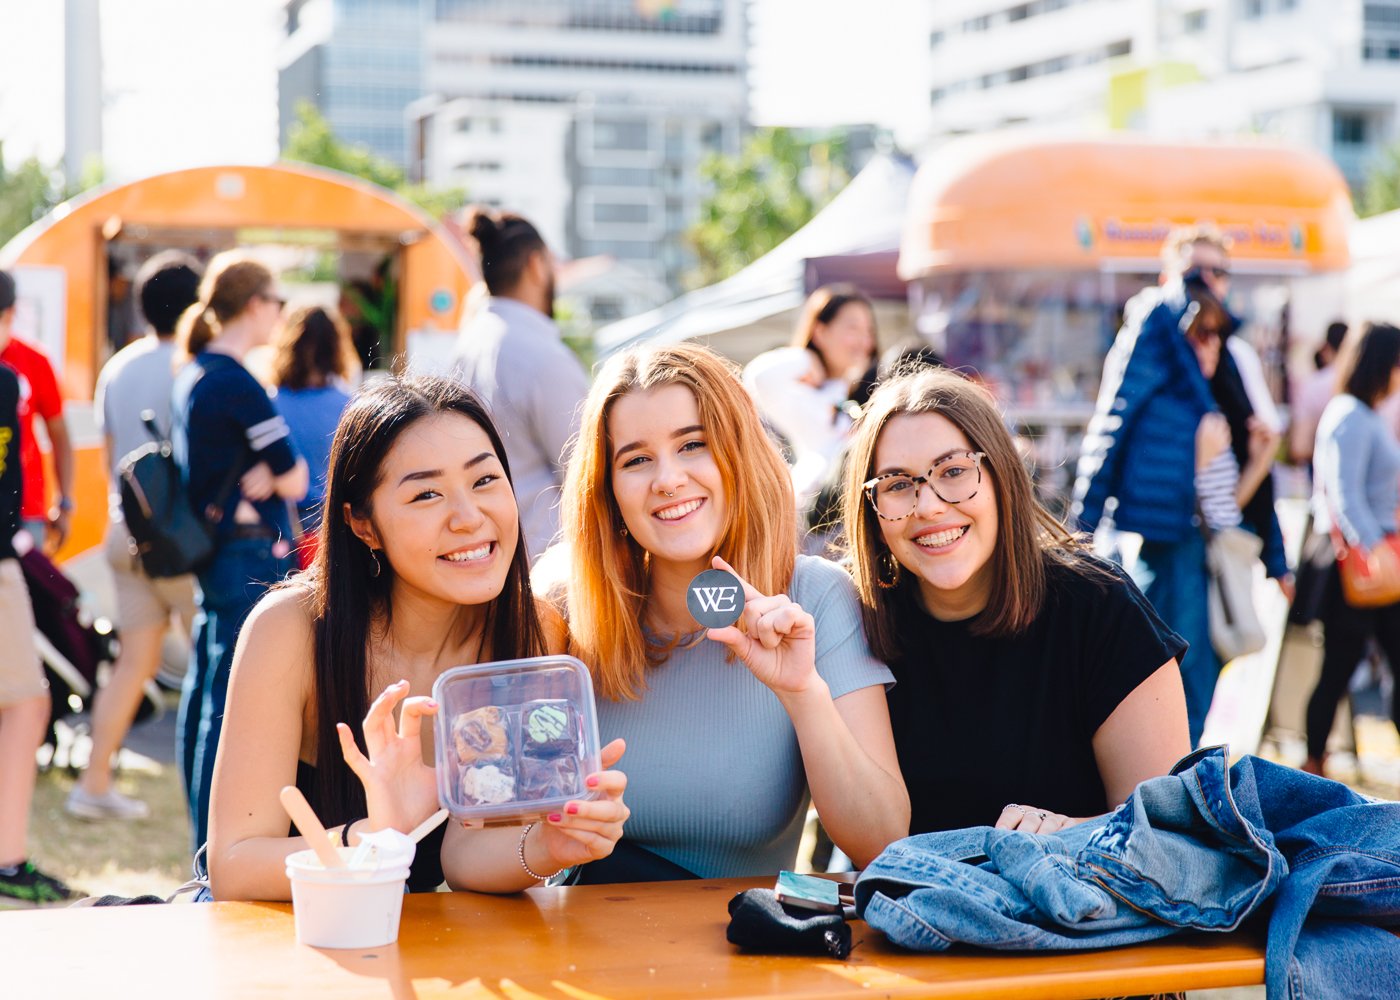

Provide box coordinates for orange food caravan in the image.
[0,163,473,593]
[899,135,1353,497]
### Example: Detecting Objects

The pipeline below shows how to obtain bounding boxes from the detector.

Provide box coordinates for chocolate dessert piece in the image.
[460,759,516,805]
[453,705,510,765]
[518,755,580,801]
[519,700,576,757]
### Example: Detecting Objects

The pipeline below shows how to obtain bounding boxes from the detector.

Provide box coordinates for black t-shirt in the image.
[886,554,1187,835]
[0,364,21,561]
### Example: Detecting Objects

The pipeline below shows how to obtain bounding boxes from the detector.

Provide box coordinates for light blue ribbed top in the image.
[1312,393,1400,550]
[595,555,894,878]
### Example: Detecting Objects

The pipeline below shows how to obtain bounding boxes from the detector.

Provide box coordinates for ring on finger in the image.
[1005,803,1026,814]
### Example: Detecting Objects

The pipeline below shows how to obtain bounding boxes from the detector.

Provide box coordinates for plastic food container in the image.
[432,655,602,826]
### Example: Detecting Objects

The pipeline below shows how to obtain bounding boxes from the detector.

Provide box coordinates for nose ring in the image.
[662,490,675,498]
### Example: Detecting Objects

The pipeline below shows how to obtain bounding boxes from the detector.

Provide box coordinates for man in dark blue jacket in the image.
[1073,228,1285,746]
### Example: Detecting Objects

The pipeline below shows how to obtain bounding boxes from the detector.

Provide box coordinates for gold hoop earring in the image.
[876,551,901,590]
[369,548,383,578]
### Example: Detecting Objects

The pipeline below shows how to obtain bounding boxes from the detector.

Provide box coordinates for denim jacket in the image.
[855,747,1400,999]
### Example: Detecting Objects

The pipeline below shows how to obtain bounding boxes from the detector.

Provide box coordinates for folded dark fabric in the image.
[726,888,851,959]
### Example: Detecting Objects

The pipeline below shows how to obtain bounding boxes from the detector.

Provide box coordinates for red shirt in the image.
[0,337,64,519]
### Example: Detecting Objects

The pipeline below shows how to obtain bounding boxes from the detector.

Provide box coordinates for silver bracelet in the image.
[517,821,564,882]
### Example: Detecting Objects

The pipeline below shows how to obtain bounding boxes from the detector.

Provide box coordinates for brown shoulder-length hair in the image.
[841,367,1091,663]
[175,251,273,360]
[562,343,798,702]
[272,304,355,390]
[791,283,876,378]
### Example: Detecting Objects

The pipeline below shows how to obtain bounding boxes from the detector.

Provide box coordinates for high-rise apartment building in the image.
[279,0,428,167]
[279,1,748,290]
[414,0,749,289]
[926,0,1400,191]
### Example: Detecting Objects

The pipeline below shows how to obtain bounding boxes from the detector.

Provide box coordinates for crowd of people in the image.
[0,210,1396,906]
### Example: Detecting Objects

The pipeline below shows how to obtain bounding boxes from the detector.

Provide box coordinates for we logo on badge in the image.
[687,568,746,628]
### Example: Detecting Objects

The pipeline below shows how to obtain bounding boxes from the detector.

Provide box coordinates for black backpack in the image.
[117,410,239,578]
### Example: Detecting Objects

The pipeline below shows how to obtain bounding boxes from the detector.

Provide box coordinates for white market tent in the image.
[1349,207,1400,325]
[594,152,917,363]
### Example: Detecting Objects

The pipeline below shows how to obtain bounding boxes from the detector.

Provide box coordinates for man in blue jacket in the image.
[1072,227,1284,746]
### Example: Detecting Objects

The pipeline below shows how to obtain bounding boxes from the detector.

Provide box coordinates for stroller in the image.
[19,546,161,762]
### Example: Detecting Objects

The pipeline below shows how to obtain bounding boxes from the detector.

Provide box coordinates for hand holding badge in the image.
[687,567,747,628]
[693,556,818,695]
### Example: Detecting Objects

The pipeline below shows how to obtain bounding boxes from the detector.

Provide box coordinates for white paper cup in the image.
[285,839,414,949]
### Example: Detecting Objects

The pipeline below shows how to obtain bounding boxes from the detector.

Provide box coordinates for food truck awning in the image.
[594,153,916,359]
[1349,207,1400,324]
[900,135,1353,278]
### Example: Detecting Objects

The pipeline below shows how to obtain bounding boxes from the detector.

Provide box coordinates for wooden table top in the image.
[4,877,1265,1000]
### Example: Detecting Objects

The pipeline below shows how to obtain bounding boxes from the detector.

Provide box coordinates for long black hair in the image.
[303,374,546,822]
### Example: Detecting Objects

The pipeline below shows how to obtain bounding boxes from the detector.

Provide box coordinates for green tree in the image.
[0,150,103,248]
[1360,142,1400,218]
[685,127,852,288]
[281,101,466,220]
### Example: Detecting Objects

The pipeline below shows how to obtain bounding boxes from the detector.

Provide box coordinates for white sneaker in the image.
[65,786,150,821]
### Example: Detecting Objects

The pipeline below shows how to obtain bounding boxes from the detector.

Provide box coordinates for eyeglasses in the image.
[863,451,987,521]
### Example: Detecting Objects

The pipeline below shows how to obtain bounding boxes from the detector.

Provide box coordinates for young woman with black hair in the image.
[206,376,628,901]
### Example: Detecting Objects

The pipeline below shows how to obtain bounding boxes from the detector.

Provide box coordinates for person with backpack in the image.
[171,251,308,850]
[66,253,203,821]
[0,351,74,902]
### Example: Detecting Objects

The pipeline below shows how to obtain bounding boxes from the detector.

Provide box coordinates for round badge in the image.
[686,568,746,629]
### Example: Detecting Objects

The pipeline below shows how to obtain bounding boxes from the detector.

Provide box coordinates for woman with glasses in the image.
[842,367,1189,836]
[550,342,908,880]
[171,251,309,849]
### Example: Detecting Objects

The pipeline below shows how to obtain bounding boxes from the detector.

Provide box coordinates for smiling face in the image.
[347,412,519,609]
[873,411,999,621]
[811,301,876,379]
[608,383,728,577]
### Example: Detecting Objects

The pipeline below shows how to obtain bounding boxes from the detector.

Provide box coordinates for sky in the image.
[0,0,928,181]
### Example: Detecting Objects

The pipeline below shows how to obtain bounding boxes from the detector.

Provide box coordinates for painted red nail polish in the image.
[547,813,562,823]
[586,775,600,788]
[566,803,579,815]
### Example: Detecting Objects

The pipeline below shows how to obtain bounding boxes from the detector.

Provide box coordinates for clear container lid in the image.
[432,655,602,826]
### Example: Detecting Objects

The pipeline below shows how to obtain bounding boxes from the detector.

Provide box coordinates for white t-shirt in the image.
[94,336,181,515]
[743,347,850,502]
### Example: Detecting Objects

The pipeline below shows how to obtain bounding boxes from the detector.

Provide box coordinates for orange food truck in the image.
[0,163,473,590]
[898,136,1354,502]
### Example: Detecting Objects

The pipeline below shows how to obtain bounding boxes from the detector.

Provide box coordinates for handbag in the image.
[1332,532,1400,608]
[1202,523,1268,662]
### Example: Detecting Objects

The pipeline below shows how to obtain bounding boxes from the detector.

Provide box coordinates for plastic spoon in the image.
[279,785,344,869]
[408,808,449,845]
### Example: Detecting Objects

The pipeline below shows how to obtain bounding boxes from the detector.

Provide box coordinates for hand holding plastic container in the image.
[432,655,603,826]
